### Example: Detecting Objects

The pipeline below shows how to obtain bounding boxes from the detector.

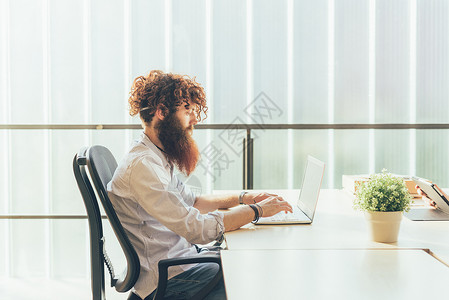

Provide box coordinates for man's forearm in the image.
[222,205,254,232]
[194,194,239,213]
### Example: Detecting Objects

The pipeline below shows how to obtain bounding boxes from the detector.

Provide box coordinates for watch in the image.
[239,191,248,205]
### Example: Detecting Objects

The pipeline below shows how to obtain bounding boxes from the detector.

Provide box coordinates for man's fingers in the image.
[276,198,292,212]
[254,193,273,200]
[422,196,436,207]
[415,186,428,198]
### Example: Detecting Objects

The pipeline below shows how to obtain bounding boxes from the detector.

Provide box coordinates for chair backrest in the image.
[73,145,140,300]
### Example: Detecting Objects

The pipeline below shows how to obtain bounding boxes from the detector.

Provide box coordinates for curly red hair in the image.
[128,70,208,124]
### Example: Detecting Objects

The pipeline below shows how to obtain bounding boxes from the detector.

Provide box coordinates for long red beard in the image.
[156,114,200,176]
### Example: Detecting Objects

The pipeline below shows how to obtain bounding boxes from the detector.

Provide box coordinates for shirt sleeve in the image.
[129,156,224,244]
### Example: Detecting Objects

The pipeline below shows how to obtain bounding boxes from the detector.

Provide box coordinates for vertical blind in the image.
[0,0,448,279]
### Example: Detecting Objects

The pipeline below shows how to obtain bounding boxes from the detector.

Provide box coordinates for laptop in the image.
[256,155,325,225]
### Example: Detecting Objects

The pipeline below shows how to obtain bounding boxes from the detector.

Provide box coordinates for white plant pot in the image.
[364,211,403,243]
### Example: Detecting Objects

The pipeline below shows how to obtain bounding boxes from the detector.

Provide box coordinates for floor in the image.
[0,277,127,300]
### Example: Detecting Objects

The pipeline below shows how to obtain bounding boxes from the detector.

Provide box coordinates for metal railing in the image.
[1,122,449,219]
[2,123,449,130]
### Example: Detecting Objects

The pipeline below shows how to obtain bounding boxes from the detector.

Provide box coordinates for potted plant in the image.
[353,170,411,243]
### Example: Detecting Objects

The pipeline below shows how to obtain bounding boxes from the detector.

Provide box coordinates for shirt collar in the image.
[139,132,172,171]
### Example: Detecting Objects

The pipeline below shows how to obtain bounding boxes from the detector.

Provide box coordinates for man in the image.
[107,70,292,299]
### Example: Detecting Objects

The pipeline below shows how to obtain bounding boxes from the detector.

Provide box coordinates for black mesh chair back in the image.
[73,146,140,300]
[74,145,223,300]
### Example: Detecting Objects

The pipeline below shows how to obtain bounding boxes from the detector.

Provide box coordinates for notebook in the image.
[256,155,325,225]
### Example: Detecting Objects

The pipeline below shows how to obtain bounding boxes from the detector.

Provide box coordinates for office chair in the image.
[73,145,223,300]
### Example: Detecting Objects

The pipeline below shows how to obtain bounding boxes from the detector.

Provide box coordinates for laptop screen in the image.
[297,156,325,221]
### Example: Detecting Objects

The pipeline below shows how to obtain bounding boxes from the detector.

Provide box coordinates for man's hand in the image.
[256,196,293,217]
[415,185,437,207]
[243,192,285,205]
[243,192,293,217]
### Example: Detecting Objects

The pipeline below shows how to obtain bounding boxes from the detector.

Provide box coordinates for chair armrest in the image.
[154,254,222,300]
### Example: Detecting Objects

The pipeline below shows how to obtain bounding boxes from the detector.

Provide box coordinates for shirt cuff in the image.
[207,211,225,242]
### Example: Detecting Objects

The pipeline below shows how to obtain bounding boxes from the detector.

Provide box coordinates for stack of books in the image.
[342,174,421,199]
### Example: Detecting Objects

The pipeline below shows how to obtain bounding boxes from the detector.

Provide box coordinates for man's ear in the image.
[155,104,168,120]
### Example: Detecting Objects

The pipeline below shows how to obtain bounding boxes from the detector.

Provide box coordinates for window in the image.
[1,0,448,279]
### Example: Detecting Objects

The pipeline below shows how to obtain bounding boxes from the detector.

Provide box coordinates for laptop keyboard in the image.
[269,208,306,222]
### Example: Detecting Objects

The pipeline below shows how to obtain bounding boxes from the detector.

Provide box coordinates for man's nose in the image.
[190,111,198,125]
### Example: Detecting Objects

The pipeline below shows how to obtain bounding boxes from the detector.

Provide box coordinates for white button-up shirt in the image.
[107,133,224,298]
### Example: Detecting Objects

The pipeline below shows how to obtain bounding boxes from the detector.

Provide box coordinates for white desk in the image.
[219,189,449,299]
[223,189,449,251]
[221,249,449,300]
